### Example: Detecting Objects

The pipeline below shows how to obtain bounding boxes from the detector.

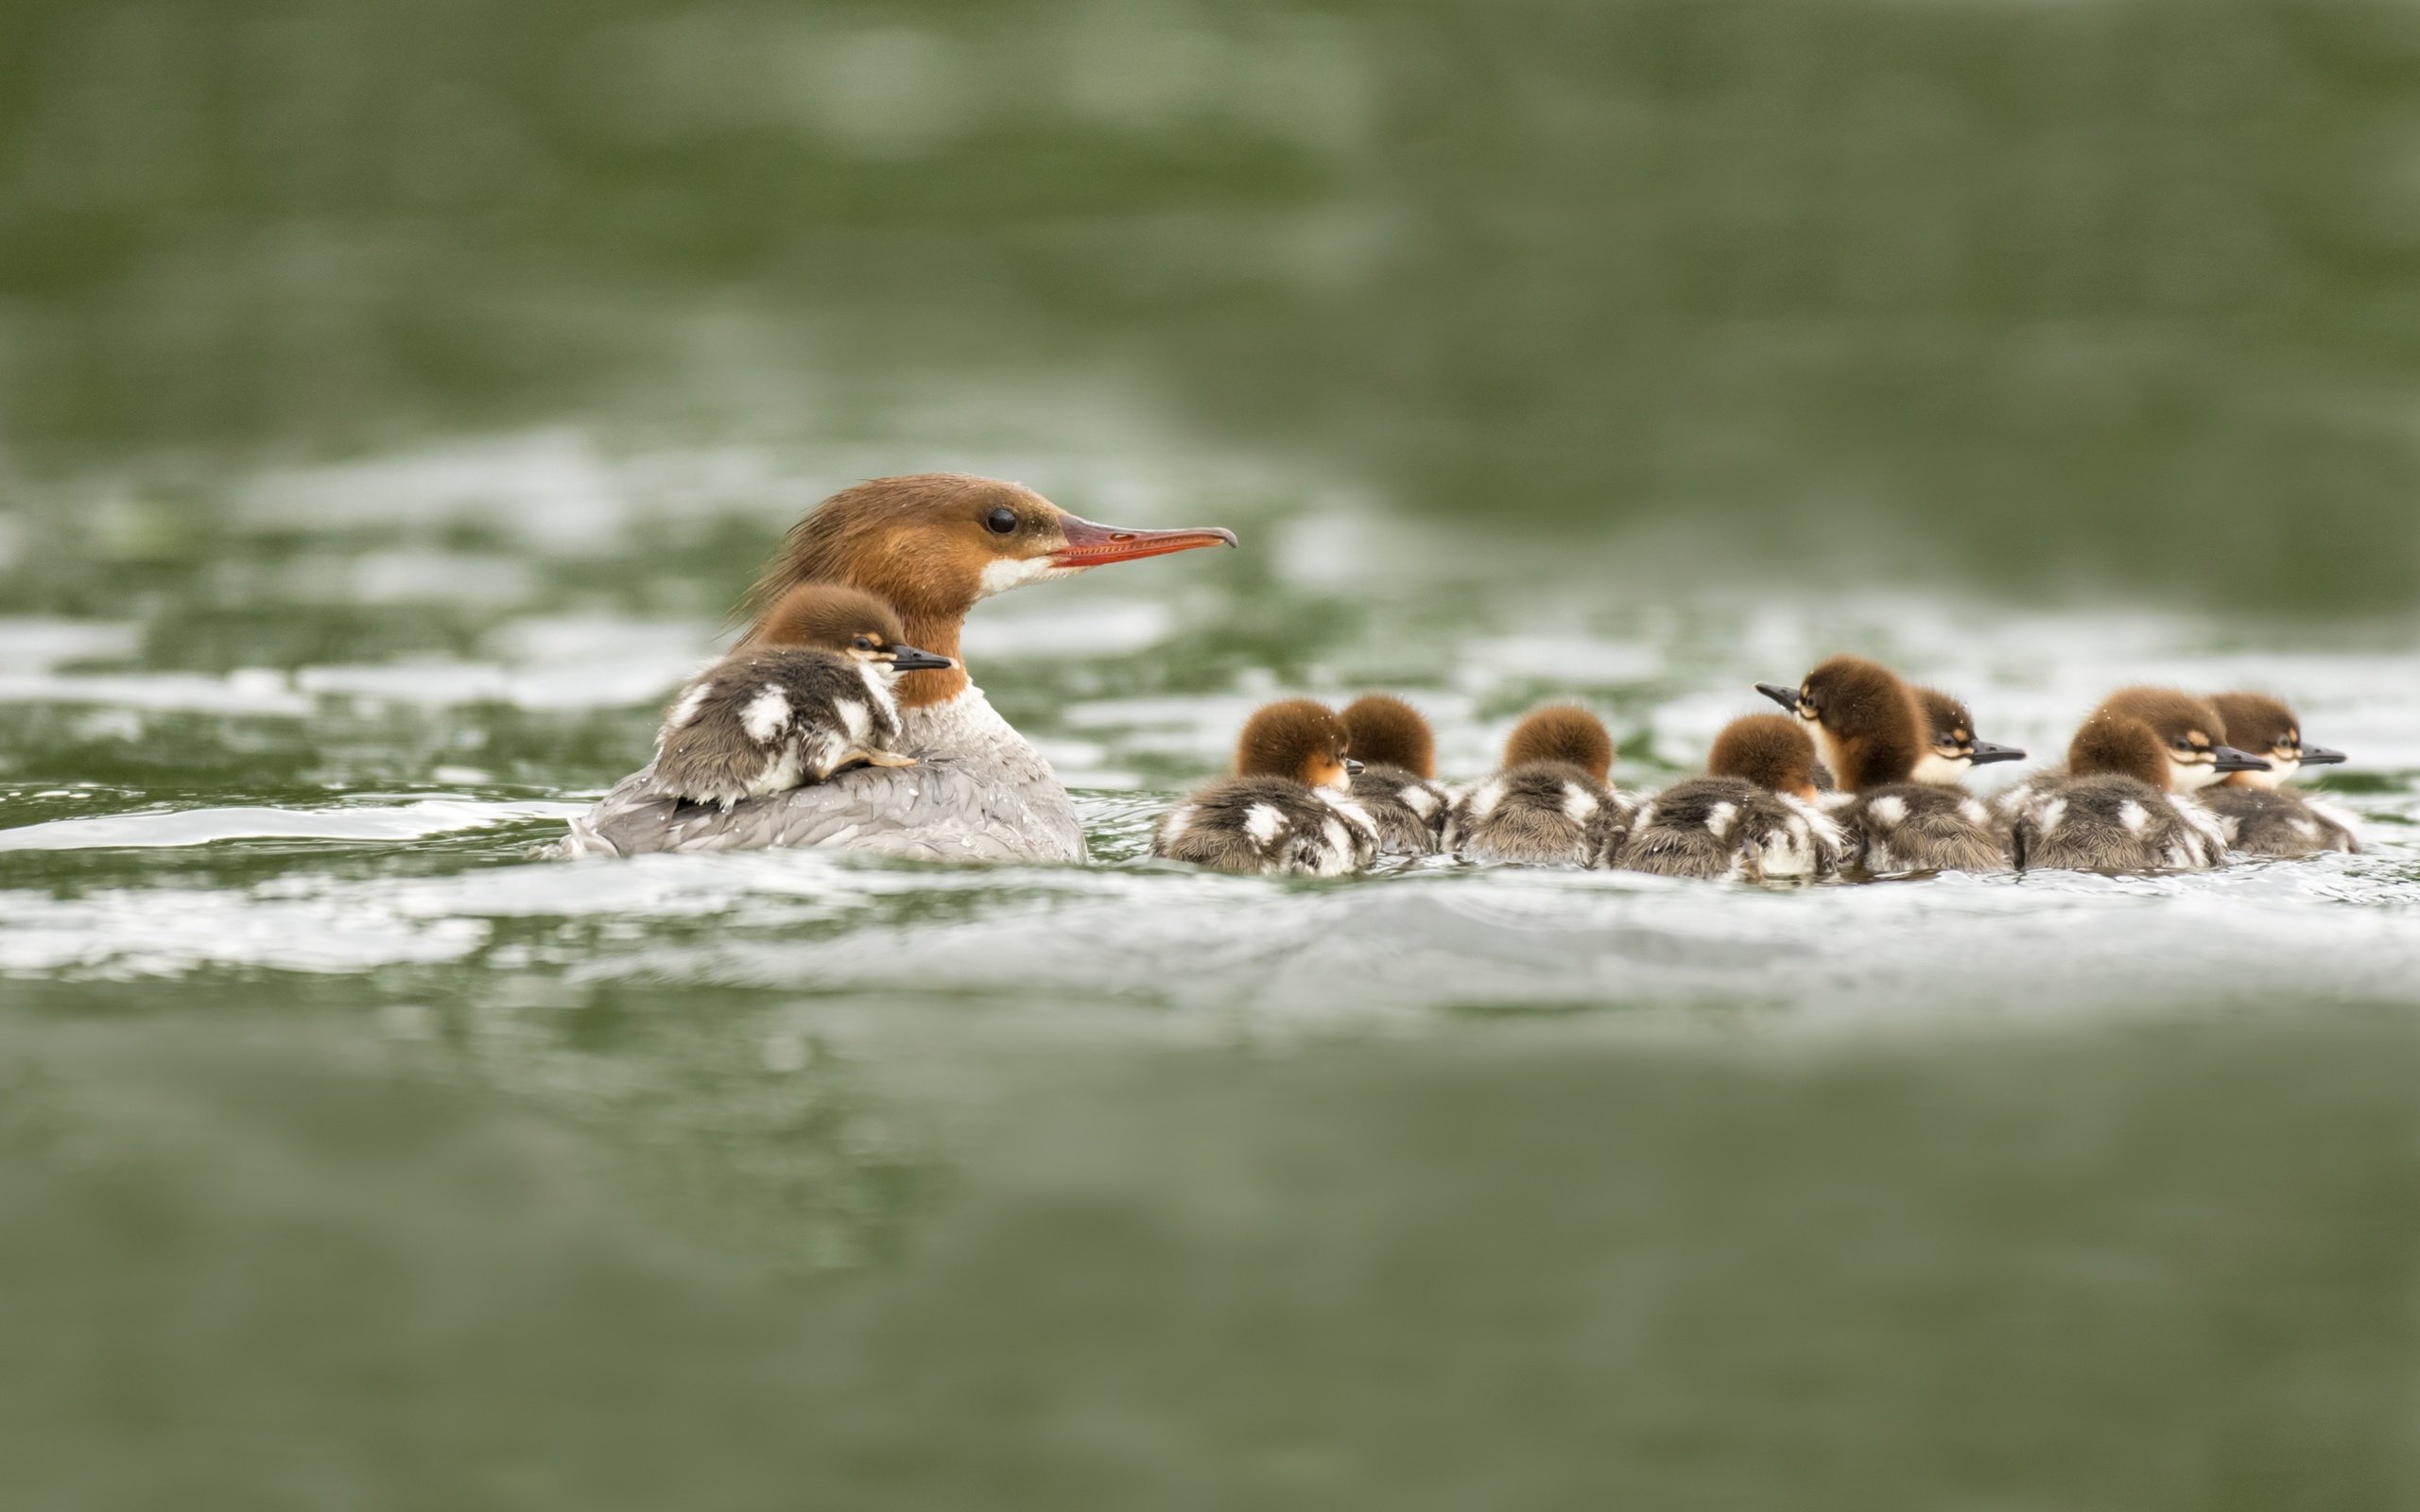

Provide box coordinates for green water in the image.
[9,0,2420,1504]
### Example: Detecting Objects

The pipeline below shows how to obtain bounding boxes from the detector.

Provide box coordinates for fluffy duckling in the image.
[1757,657,2009,873]
[1151,699,1379,876]
[1615,714,1847,881]
[2002,688,2265,871]
[648,584,956,809]
[1340,694,1451,854]
[2202,692,2360,855]
[1909,687,2028,787]
[1443,705,1633,866]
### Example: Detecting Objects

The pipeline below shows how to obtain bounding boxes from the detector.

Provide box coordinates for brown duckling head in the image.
[2074,687,2268,793]
[1503,704,1614,784]
[1236,698,1361,791]
[2210,691,2345,790]
[1909,685,2026,786]
[1340,694,1437,780]
[746,583,956,672]
[1707,714,1824,800]
[1755,655,1921,792]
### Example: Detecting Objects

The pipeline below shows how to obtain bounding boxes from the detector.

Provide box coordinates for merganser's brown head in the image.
[1909,686,2026,786]
[751,583,958,675]
[1236,698,1361,791]
[1707,714,1824,801]
[742,473,1236,705]
[1340,694,1436,779]
[2072,687,2268,792]
[2210,691,2346,790]
[1502,705,1614,784]
[1755,656,1921,792]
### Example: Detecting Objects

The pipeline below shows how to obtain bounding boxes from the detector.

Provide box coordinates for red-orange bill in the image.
[1051,516,1238,567]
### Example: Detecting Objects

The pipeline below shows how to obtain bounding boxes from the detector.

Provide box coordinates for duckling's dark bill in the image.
[1969,740,2027,765]
[885,644,957,672]
[2212,746,2272,773]
[2300,746,2349,765]
[1754,682,1799,712]
[1051,519,1238,567]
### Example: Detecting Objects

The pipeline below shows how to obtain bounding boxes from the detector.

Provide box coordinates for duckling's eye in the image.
[854,634,879,650]
[984,507,1019,535]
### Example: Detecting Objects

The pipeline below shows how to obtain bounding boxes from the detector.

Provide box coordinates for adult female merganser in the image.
[1442,705,1632,866]
[648,584,956,808]
[1340,694,1449,854]
[1150,699,1378,876]
[560,474,1235,861]
[1909,687,2027,787]
[1614,713,1847,881]
[2201,691,2360,854]
[2001,688,2266,871]
[1756,657,2009,873]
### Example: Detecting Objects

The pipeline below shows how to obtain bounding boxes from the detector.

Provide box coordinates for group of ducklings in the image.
[1150,656,2360,879]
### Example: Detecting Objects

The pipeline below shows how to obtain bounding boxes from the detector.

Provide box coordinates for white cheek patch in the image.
[1244,803,1288,847]
[977,555,1081,599]
[1864,795,1907,830]
[740,686,792,743]
[2169,754,2221,792]
[1909,752,1969,786]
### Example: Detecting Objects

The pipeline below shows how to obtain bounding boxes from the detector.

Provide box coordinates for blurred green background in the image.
[9,4,2420,1508]
[9,0,2420,604]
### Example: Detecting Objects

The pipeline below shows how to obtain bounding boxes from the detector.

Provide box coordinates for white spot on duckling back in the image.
[1318,818,1355,872]
[666,680,713,730]
[1704,801,1737,840]
[1161,803,1198,842]
[1401,784,1439,818]
[2034,798,2067,835]
[1244,803,1288,847]
[1562,782,1598,825]
[1959,799,1989,828]
[1467,780,1504,820]
[2117,800,2150,833]
[1865,795,1907,830]
[740,685,792,743]
[835,697,872,744]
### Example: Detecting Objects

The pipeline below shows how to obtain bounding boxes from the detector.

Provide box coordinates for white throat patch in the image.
[977,556,1081,599]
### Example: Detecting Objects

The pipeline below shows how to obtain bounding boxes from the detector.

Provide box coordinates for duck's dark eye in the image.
[984,507,1019,535]
[855,634,878,650]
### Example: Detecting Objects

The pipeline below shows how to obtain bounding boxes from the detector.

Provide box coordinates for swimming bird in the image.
[1150,699,1378,876]
[2001,688,2265,871]
[1340,694,1450,854]
[1614,714,1847,881]
[2201,691,2360,855]
[648,584,955,808]
[1756,657,2009,873]
[1909,686,2027,787]
[1442,705,1633,866]
[560,473,1235,861]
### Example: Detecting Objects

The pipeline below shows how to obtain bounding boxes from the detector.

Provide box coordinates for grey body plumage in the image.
[1443,763,1633,867]
[1152,777,1379,876]
[1348,765,1449,854]
[2006,774,2228,871]
[2199,786,2360,856]
[1840,782,2007,873]
[562,686,1085,862]
[1615,777,1845,881]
